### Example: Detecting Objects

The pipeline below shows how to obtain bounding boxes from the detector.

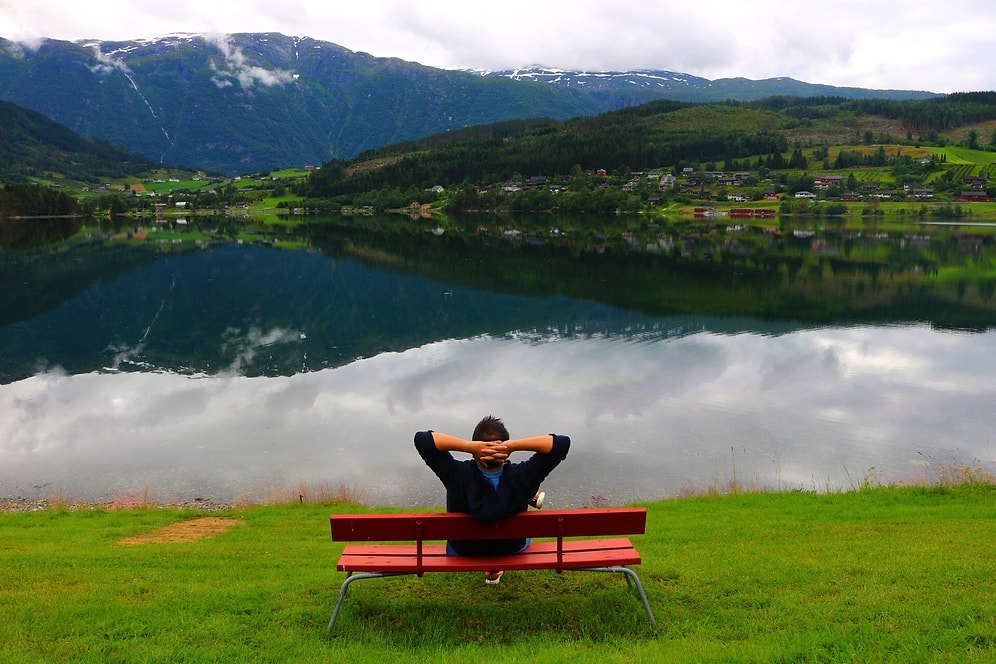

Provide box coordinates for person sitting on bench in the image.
[414,416,571,584]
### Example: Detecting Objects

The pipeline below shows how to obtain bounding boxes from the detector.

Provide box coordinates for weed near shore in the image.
[9,459,992,514]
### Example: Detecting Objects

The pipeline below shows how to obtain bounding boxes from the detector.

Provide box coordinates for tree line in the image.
[752,92,996,133]
[0,184,81,217]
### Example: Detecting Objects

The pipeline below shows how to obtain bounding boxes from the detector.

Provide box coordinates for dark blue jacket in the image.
[414,430,570,556]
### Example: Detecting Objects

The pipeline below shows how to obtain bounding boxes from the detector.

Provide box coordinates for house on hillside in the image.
[814,175,844,190]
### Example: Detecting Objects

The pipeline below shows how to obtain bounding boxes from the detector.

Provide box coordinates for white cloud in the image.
[220,325,303,372]
[86,43,131,76]
[1,327,993,506]
[204,34,296,88]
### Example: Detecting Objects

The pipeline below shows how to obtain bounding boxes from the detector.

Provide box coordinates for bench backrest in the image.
[330,508,647,543]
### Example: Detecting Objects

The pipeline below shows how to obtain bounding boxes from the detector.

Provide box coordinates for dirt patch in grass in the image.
[117,517,245,545]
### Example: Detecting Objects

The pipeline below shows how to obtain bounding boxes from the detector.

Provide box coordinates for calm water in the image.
[1,214,994,506]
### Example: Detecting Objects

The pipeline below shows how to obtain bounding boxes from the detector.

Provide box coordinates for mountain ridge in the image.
[468,65,939,101]
[0,33,942,174]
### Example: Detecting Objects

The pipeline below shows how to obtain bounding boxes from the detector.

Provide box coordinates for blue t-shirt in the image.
[478,465,503,489]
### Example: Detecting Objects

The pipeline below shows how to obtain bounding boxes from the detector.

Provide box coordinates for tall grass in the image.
[265,480,369,506]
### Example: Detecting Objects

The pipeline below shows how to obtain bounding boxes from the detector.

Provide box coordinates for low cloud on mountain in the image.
[206,34,295,89]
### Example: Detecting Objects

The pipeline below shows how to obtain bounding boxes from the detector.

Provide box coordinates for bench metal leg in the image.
[327,572,410,632]
[573,566,656,627]
[328,567,655,631]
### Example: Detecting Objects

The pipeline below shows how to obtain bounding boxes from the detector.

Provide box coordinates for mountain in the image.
[0,99,156,182]
[1,34,941,175]
[470,66,939,102]
[0,34,613,175]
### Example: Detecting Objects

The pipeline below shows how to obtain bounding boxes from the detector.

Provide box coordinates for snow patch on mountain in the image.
[464,65,710,91]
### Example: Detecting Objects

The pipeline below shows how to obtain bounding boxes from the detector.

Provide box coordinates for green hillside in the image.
[0,99,176,217]
[0,99,156,183]
[3,92,995,220]
[302,93,996,213]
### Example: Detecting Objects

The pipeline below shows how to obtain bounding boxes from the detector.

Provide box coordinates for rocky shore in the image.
[0,497,235,513]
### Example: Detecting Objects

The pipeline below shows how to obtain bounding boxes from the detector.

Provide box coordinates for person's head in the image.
[473,415,509,442]
[473,416,510,471]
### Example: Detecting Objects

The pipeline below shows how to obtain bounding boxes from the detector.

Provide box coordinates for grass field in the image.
[931,147,996,166]
[2,481,994,663]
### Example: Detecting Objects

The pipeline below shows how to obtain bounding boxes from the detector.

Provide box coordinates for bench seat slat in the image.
[338,538,637,560]
[336,551,642,573]
[337,538,641,573]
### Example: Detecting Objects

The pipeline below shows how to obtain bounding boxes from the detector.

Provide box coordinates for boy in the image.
[414,416,571,583]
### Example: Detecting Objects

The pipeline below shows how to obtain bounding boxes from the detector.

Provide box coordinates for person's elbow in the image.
[413,430,434,454]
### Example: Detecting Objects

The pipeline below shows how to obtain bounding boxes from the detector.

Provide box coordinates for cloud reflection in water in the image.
[1,325,994,506]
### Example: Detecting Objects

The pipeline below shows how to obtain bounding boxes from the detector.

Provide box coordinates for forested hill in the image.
[0,100,157,183]
[304,93,996,200]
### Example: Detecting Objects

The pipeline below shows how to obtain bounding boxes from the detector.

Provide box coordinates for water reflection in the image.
[1,215,994,505]
[2,326,993,506]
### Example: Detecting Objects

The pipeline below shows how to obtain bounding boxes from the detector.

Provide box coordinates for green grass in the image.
[252,195,307,210]
[268,168,312,179]
[931,147,996,167]
[2,485,995,663]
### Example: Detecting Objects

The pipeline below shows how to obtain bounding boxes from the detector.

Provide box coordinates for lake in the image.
[1,213,994,507]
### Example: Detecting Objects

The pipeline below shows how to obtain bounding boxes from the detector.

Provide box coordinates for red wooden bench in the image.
[327,507,655,631]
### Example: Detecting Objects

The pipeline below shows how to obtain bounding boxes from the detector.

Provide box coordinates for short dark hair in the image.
[472,415,509,442]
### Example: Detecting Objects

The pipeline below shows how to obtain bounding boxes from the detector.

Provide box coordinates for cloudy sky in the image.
[2,0,994,94]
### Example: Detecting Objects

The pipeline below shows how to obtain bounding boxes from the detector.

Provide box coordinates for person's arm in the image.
[423,430,558,466]
[426,431,482,454]
[503,434,555,455]
[427,431,509,467]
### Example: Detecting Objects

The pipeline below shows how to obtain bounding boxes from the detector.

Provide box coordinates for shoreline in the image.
[0,496,236,514]
[6,461,994,514]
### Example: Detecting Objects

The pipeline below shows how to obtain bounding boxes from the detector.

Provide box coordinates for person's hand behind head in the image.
[474,440,509,470]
